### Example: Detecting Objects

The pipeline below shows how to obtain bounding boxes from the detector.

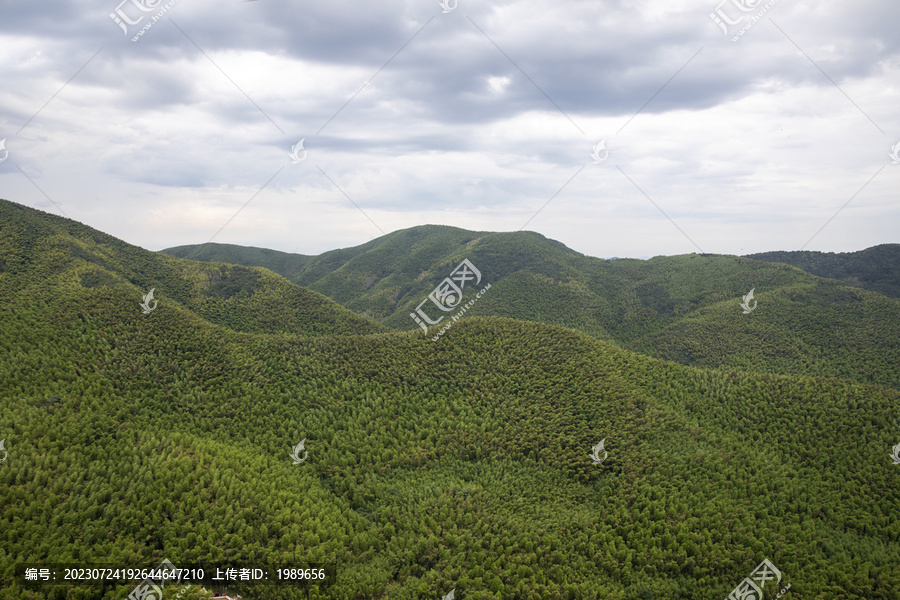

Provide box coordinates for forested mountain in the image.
[2,200,900,599]
[0,199,388,339]
[747,244,900,300]
[164,227,900,391]
[167,242,317,281]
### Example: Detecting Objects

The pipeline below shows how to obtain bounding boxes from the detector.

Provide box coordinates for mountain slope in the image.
[1,200,900,599]
[747,244,900,300]
[0,199,389,339]
[1,310,899,599]
[164,228,900,390]
[165,241,316,280]
[629,275,900,385]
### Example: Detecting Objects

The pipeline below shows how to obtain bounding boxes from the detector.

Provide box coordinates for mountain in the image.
[0,199,389,340]
[167,242,317,280]
[164,227,900,391]
[746,245,900,300]
[2,200,899,599]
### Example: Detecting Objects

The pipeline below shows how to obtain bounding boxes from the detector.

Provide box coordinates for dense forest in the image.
[748,245,900,300]
[164,228,900,391]
[2,199,899,599]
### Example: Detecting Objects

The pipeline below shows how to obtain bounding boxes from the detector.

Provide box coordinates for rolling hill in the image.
[164,227,900,391]
[747,245,900,300]
[1,199,899,599]
[0,199,389,340]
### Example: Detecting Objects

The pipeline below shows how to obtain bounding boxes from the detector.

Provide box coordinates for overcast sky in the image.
[1,0,898,259]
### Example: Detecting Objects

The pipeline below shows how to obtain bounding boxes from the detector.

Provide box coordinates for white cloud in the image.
[0,0,897,259]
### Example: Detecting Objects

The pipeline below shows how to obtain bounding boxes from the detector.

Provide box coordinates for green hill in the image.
[0,199,389,339]
[168,241,317,280]
[1,200,899,599]
[746,245,900,300]
[164,227,900,391]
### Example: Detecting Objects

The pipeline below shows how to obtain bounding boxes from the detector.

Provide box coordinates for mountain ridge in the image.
[747,245,900,299]
[162,226,900,391]
[0,199,389,339]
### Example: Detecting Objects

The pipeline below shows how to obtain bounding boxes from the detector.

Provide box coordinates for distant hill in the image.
[165,227,900,390]
[2,199,899,599]
[166,242,317,279]
[746,245,900,300]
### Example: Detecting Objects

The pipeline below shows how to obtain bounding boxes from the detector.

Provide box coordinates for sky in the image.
[1,0,898,259]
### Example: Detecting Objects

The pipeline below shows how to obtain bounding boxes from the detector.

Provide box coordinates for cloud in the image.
[0,0,897,258]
